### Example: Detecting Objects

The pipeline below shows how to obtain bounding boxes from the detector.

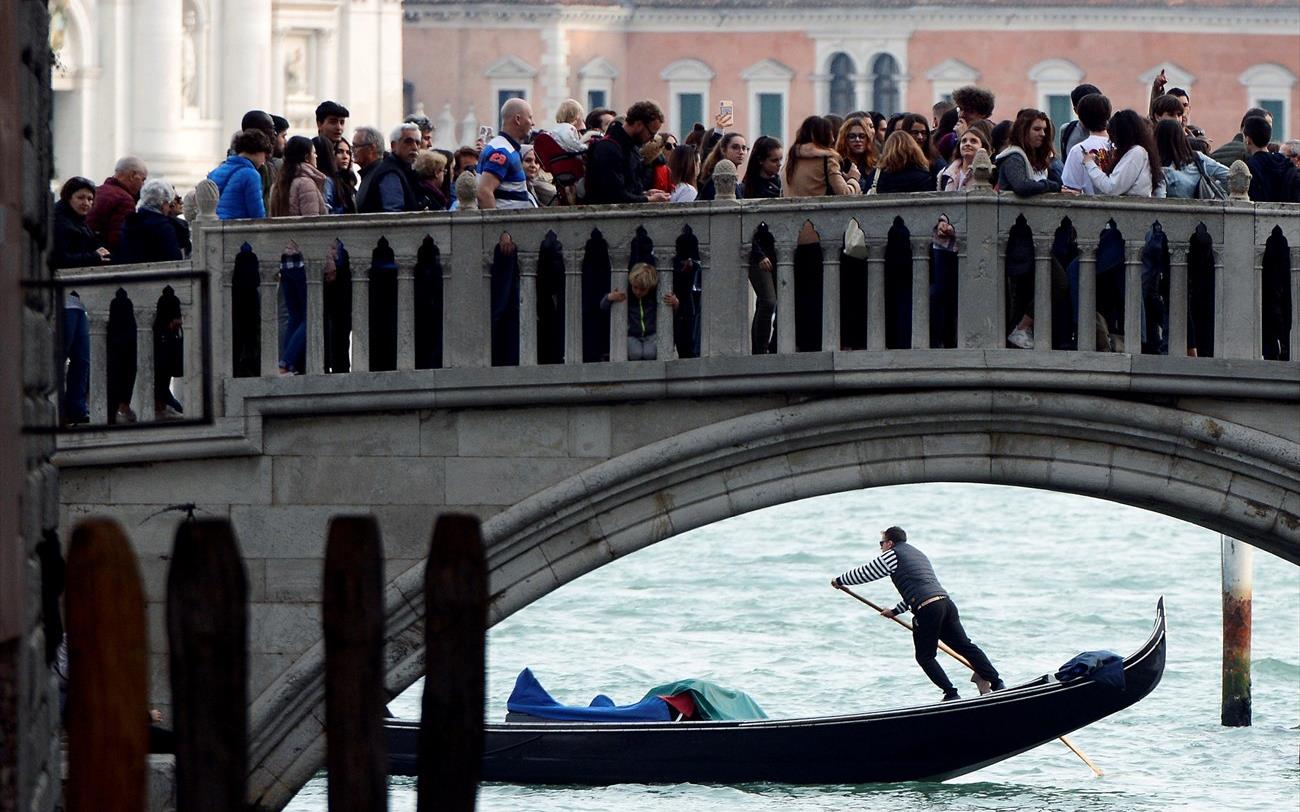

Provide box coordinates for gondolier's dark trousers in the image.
[912,598,999,693]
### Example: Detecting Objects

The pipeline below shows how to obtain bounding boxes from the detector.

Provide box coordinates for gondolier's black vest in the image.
[889,542,948,608]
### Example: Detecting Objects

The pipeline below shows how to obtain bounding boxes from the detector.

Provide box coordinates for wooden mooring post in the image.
[61,511,488,810]
[1220,535,1252,727]
[323,516,388,811]
[167,518,249,811]
[418,514,488,812]
[65,519,149,812]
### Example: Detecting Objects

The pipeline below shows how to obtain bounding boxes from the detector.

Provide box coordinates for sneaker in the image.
[990,680,1006,692]
[113,407,138,424]
[942,690,961,702]
[157,405,184,421]
[64,412,90,426]
[1007,327,1034,349]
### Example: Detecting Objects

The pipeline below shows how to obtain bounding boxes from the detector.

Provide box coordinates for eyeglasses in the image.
[910,128,929,136]
[847,133,868,140]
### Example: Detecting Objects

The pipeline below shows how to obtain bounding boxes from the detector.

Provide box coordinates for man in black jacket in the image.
[585,100,672,205]
[1243,116,1300,203]
[356,123,425,213]
[831,526,1004,702]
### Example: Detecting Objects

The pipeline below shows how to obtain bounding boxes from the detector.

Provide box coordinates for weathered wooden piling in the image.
[167,518,249,811]
[1220,535,1252,727]
[323,516,388,812]
[418,513,488,812]
[65,519,149,812]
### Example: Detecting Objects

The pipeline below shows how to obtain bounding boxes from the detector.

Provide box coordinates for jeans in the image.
[63,303,90,420]
[748,263,777,354]
[280,266,307,372]
[627,334,657,361]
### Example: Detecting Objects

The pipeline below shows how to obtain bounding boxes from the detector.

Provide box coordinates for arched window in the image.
[829,53,855,116]
[871,54,900,116]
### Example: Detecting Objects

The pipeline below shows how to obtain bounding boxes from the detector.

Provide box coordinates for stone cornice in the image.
[403,2,1300,35]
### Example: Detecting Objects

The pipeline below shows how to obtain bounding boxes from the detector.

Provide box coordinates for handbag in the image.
[1193,156,1226,200]
[843,219,869,259]
[864,167,883,196]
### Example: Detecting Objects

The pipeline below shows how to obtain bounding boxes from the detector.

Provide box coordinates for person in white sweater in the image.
[1083,109,1163,197]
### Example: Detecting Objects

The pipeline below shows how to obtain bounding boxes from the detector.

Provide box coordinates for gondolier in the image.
[832,526,1005,701]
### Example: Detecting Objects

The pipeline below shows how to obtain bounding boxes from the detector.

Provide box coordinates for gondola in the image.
[386,598,1166,784]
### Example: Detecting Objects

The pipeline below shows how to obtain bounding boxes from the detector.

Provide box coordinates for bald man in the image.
[476,97,538,209]
[87,156,148,250]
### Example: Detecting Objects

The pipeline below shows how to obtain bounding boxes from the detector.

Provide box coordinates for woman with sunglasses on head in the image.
[835,115,878,183]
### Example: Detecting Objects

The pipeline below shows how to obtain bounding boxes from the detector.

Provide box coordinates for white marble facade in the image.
[49,0,404,189]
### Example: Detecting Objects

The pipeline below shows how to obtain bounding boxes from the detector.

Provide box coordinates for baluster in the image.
[305,261,325,375]
[1123,244,1142,354]
[701,222,746,357]
[656,267,675,362]
[1033,238,1053,353]
[397,260,416,371]
[608,262,628,362]
[1291,246,1300,362]
[822,234,842,352]
[867,243,887,351]
[352,264,371,372]
[88,318,107,424]
[1077,242,1098,352]
[260,264,279,376]
[446,217,491,368]
[183,282,203,414]
[136,319,156,422]
[1212,246,1226,359]
[958,195,1001,348]
[775,238,796,354]
[220,274,235,381]
[1219,209,1258,359]
[564,249,583,364]
[518,251,539,366]
[911,237,931,350]
[1168,244,1189,358]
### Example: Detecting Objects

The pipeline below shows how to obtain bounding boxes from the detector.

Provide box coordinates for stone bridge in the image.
[53,189,1300,809]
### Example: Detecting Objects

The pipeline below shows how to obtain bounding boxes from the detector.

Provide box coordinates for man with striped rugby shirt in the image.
[476,97,539,210]
[832,526,1004,701]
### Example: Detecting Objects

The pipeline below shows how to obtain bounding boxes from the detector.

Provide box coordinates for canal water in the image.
[286,483,1300,811]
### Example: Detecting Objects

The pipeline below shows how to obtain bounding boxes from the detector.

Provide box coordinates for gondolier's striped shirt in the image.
[837,549,909,615]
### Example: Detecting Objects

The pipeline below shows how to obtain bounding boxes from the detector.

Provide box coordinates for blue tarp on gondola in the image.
[506,668,673,722]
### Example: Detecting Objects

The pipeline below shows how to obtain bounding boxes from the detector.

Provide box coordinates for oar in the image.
[835,584,1104,778]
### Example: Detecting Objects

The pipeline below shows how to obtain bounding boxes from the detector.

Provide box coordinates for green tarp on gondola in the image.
[640,679,768,720]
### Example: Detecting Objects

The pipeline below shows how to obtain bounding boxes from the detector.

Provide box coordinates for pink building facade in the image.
[403,0,1300,151]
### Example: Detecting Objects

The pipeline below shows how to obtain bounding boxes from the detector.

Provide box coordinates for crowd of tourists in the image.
[50,76,1299,423]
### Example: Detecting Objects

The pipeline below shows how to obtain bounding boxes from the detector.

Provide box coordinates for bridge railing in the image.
[65,192,1300,420]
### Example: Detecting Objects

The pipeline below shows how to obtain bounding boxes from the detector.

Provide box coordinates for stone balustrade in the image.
[57,190,1300,425]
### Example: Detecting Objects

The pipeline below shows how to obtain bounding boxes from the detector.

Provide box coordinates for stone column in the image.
[775,238,796,354]
[261,266,279,376]
[518,251,538,366]
[131,0,183,167]
[655,267,675,362]
[445,215,489,367]
[1218,207,1259,359]
[563,249,583,364]
[396,263,415,370]
[538,23,570,125]
[88,318,107,424]
[911,237,931,350]
[305,262,325,375]
[957,194,999,348]
[222,0,273,134]
[1123,244,1142,354]
[1168,245,1189,357]
[822,234,842,352]
[351,266,370,372]
[1291,246,1300,362]
[866,243,887,351]
[608,264,628,363]
[136,321,156,422]
[1077,242,1098,352]
[703,217,747,357]
[1033,238,1053,353]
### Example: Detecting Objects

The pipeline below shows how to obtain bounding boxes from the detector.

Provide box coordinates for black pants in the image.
[911,598,999,693]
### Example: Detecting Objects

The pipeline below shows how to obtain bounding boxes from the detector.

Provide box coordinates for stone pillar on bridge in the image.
[1220,206,1261,359]
[958,194,1001,348]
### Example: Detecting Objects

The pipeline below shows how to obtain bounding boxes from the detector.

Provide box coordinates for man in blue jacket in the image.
[208,129,272,219]
[832,526,1004,701]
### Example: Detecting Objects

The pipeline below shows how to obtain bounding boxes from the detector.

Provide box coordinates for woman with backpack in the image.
[1153,119,1228,200]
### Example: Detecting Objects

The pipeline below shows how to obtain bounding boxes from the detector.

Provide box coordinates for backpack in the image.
[1059,120,1080,159]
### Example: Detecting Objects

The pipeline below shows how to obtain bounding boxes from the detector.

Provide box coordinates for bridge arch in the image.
[249,389,1298,809]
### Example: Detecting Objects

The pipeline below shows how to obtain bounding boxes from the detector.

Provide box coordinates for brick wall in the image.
[0,0,60,810]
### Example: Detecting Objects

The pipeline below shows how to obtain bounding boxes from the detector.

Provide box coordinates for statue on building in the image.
[182,5,200,111]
